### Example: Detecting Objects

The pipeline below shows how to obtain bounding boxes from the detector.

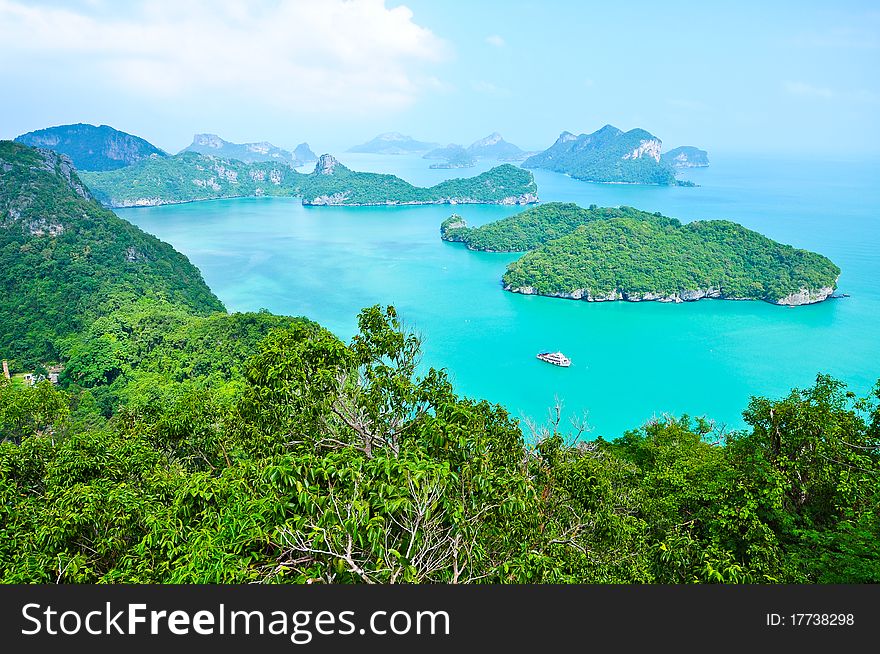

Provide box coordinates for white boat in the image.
[536,351,571,367]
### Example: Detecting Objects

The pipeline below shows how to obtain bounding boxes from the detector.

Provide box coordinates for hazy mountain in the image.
[294,142,318,163]
[347,132,441,154]
[467,132,527,161]
[181,134,302,165]
[662,146,709,168]
[14,123,166,172]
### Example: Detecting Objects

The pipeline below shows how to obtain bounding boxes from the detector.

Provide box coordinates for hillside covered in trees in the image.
[14,123,167,172]
[80,153,538,207]
[2,302,878,583]
[522,125,686,185]
[442,203,841,305]
[0,141,223,368]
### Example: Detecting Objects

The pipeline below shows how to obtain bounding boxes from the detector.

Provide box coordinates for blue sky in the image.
[1,0,877,156]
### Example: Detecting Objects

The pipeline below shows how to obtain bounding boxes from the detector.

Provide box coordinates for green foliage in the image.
[14,123,166,172]
[80,151,303,207]
[499,209,840,303]
[1,300,876,584]
[59,299,311,416]
[80,153,537,208]
[441,203,657,251]
[523,125,679,185]
[0,141,224,368]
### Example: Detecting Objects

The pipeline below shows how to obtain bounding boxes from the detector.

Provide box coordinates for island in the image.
[441,202,633,251]
[522,124,689,186]
[14,123,167,172]
[79,153,538,207]
[300,155,538,206]
[662,146,709,168]
[181,133,306,165]
[423,144,476,169]
[466,132,528,161]
[294,142,318,163]
[441,203,841,306]
[347,132,440,154]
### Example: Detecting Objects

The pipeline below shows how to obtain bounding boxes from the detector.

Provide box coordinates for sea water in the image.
[118,152,880,438]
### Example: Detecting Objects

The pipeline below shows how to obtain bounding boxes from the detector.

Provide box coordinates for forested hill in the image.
[80,153,539,207]
[502,214,841,305]
[442,202,841,306]
[522,125,683,185]
[441,202,650,251]
[14,123,167,172]
[0,141,224,368]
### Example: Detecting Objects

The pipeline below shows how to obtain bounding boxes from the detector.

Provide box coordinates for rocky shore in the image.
[504,283,838,306]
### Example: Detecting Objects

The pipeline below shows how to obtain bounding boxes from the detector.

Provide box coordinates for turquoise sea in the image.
[118,152,880,438]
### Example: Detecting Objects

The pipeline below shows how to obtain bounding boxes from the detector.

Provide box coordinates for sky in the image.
[0,0,877,156]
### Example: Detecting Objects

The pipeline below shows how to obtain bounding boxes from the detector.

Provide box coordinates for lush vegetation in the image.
[81,153,537,207]
[501,212,841,303]
[2,138,873,585]
[441,202,649,251]
[0,141,224,369]
[1,299,877,583]
[663,146,710,168]
[80,152,303,207]
[14,123,166,172]
[523,125,682,185]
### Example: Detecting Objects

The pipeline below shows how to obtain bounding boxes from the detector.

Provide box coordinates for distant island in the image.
[80,153,538,207]
[522,125,696,186]
[347,132,440,154]
[442,203,840,306]
[424,133,528,168]
[466,132,528,161]
[424,144,476,169]
[14,123,167,172]
[662,146,709,168]
[294,142,318,163]
[181,133,315,166]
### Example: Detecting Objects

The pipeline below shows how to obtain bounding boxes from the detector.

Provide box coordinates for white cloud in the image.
[485,34,505,47]
[0,0,449,114]
[783,80,833,99]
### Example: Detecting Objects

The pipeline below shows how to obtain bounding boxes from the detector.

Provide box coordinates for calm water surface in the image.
[118,152,880,437]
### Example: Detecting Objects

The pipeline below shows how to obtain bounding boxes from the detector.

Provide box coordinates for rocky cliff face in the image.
[622,139,662,162]
[773,286,836,306]
[504,284,837,306]
[314,154,341,175]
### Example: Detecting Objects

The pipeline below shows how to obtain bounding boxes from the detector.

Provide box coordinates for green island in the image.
[80,153,538,207]
[424,144,476,169]
[14,123,167,172]
[662,145,710,168]
[2,141,878,585]
[442,203,841,305]
[522,125,694,186]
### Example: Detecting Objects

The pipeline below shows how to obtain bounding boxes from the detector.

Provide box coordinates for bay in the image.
[117,152,880,438]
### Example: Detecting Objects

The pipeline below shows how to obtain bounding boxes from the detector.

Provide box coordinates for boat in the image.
[536,351,571,367]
